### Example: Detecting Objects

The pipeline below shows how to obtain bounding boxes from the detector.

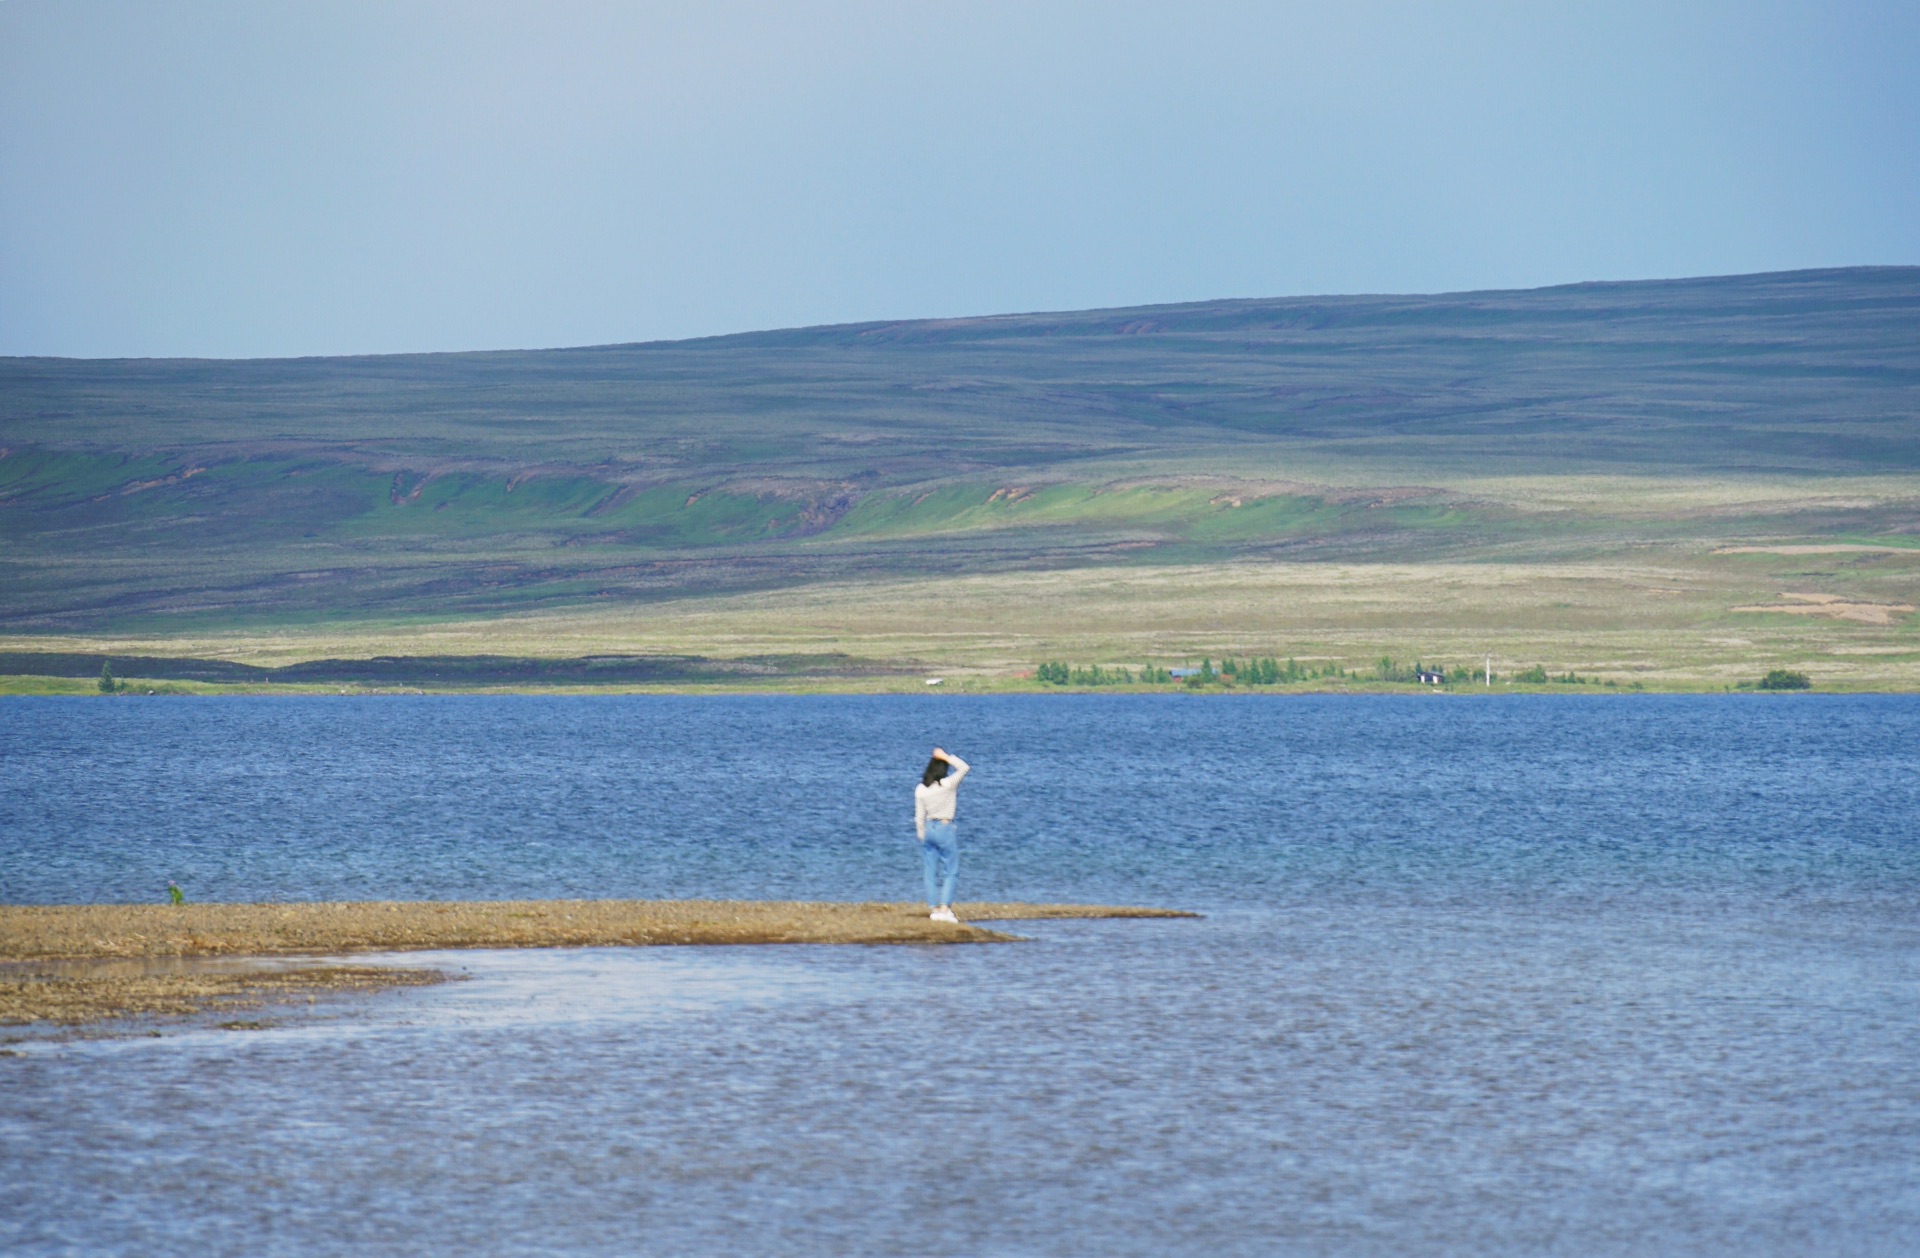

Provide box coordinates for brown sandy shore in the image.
[0,899,1195,1027]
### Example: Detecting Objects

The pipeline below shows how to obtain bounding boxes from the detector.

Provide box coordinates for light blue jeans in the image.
[921,821,959,909]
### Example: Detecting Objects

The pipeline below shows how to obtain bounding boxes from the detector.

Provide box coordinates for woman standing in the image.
[914,746,970,923]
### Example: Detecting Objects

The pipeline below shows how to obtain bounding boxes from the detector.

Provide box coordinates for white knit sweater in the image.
[913,753,970,839]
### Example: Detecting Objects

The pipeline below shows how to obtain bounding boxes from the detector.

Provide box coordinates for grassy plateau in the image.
[3,267,1917,691]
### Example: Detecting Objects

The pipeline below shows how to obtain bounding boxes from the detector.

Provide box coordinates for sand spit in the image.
[0,899,1195,961]
[0,900,1195,1027]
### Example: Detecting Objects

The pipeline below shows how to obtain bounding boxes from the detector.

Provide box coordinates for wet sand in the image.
[0,899,1194,1026]
[1,959,447,1028]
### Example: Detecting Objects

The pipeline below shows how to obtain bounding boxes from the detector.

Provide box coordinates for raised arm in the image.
[934,747,970,786]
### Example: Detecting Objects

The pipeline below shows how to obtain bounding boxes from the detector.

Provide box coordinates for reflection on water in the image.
[338,946,863,1030]
[2,696,1918,1254]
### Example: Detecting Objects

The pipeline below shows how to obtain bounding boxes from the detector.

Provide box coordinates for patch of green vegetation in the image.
[1834,535,1920,550]
[0,674,99,695]
[0,674,213,696]
[0,447,184,507]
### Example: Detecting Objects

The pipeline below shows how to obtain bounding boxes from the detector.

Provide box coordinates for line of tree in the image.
[1372,657,1448,683]
[1035,656,1664,689]
[1511,665,1599,685]
[1220,657,1346,684]
[1035,661,1136,686]
[1035,657,1357,686]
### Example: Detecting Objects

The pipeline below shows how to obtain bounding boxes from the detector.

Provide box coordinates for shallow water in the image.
[2,695,1917,1254]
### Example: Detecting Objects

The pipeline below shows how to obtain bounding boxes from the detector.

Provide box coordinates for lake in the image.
[2,694,1917,1254]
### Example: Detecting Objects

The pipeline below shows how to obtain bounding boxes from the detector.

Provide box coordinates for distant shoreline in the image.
[0,673,1892,697]
[1,680,1895,695]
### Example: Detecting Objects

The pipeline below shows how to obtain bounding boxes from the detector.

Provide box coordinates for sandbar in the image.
[0,899,1195,1027]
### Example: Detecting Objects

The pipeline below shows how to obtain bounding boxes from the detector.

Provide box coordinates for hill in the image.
[2,267,1917,688]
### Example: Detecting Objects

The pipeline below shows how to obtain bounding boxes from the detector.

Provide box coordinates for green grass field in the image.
[3,268,1917,690]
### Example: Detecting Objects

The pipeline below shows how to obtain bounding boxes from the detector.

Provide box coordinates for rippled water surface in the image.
[2,695,1917,1255]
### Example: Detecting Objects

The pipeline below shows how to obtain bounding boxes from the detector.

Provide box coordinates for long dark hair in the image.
[921,756,949,787]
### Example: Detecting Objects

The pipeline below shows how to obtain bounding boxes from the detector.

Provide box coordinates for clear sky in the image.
[3,1,1917,358]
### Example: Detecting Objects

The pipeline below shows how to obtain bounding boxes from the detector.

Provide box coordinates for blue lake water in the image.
[2,694,1918,1255]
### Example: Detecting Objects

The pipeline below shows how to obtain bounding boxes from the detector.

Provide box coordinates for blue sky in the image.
[3,1,1916,358]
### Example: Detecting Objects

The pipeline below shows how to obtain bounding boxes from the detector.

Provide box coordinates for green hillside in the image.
[3,267,1918,688]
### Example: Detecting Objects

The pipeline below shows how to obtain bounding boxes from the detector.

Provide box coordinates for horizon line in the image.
[5,263,1914,368]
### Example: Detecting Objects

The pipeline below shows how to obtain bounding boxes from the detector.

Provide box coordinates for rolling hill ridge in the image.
[2,267,1917,688]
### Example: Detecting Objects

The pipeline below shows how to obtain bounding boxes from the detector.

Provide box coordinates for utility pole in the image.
[1485,654,1492,686]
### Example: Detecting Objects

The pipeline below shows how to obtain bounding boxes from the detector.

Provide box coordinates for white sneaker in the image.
[931,907,959,924]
